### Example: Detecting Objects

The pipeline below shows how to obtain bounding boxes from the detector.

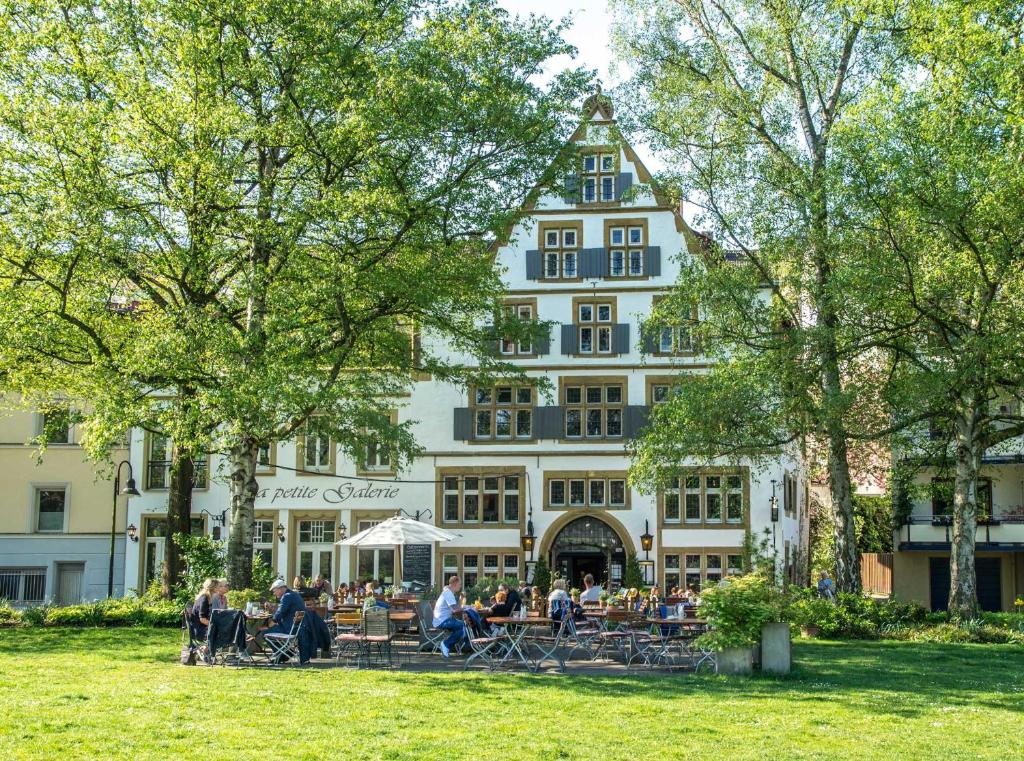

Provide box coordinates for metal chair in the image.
[463,612,501,671]
[416,600,448,654]
[362,608,395,667]
[264,611,304,666]
[524,612,571,672]
[333,612,363,665]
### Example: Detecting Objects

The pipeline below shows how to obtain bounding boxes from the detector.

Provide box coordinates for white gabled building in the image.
[122,95,808,596]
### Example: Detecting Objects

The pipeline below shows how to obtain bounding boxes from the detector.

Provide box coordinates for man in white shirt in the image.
[432,574,465,658]
[579,573,603,604]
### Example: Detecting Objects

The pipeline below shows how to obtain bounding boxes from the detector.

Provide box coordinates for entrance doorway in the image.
[55,562,84,605]
[550,516,626,591]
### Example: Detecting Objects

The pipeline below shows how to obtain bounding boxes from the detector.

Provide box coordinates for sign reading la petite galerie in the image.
[255,482,401,505]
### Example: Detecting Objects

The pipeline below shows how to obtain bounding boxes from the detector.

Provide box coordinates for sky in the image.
[495,1,620,87]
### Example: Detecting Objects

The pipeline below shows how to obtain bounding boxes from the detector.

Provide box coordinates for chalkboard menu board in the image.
[402,544,432,587]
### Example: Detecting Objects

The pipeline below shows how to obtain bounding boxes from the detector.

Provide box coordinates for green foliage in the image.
[20,605,51,627]
[225,589,266,609]
[462,576,519,607]
[853,495,892,554]
[0,601,22,625]
[790,589,929,640]
[695,574,790,651]
[623,553,644,591]
[11,599,181,628]
[174,533,225,603]
[531,558,551,596]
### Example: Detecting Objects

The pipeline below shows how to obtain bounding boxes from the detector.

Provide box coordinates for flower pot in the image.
[717,646,754,675]
[800,625,820,639]
[760,622,792,674]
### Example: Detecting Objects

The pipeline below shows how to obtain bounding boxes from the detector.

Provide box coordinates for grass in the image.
[0,629,1022,760]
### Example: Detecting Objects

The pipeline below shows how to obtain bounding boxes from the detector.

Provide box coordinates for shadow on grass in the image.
[3,628,1023,719]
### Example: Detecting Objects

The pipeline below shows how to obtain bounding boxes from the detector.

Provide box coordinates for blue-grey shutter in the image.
[563,174,580,204]
[644,246,661,277]
[482,324,499,357]
[583,247,609,278]
[612,323,630,354]
[561,323,577,355]
[616,172,634,201]
[525,250,542,280]
[577,248,591,279]
[623,405,650,438]
[534,406,564,439]
[535,324,551,355]
[453,408,473,440]
[642,326,659,354]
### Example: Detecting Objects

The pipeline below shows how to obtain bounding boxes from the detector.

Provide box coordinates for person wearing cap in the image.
[252,579,304,652]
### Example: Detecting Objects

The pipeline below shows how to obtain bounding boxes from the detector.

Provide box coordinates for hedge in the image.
[0,598,181,628]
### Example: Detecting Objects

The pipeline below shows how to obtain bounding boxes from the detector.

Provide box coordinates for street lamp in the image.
[126,524,139,543]
[108,460,140,597]
[520,517,536,555]
[277,523,286,543]
[639,519,655,585]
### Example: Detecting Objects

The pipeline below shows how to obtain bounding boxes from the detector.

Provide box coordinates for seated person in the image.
[251,579,303,652]
[211,579,229,611]
[432,574,466,658]
[498,582,523,612]
[192,577,217,641]
[548,579,571,619]
[579,573,603,604]
[333,583,350,606]
[483,591,513,621]
[312,574,333,598]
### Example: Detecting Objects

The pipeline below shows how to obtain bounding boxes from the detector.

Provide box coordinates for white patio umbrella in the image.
[337,516,459,591]
[338,516,459,547]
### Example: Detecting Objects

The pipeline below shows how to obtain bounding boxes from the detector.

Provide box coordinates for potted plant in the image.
[694,573,792,675]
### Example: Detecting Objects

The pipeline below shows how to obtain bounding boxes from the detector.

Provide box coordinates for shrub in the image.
[20,604,51,627]
[140,600,183,627]
[226,588,266,609]
[695,573,788,651]
[0,601,22,626]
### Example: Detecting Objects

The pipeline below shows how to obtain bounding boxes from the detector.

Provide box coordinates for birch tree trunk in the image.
[948,394,982,619]
[161,452,194,598]
[225,440,259,590]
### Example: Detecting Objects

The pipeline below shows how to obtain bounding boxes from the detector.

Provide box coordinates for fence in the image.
[860,553,893,596]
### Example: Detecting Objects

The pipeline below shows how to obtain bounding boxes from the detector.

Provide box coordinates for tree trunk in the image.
[826,422,860,593]
[225,439,260,590]
[161,451,194,599]
[948,395,982,619]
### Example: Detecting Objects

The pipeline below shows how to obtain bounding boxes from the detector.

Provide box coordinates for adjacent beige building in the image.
[0,399,129,604]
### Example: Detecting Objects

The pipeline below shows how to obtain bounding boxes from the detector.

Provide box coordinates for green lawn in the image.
[0,629,1021,760]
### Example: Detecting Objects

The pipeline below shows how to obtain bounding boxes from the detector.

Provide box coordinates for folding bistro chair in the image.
[264,611,304,666]
[564,614,603,662]
[525,611,571,673]
[362,608,395,668]
[333,612,363,665]
[462,612,502,671]
[416,600,448,654]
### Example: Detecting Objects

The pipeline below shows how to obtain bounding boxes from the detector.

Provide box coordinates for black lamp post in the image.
[639,519,655,585]
[770,479,779,549]
[520,517,536,556]
[108,460,140,598]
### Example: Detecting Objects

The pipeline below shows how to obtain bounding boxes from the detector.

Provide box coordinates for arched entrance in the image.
[547,515,627,591]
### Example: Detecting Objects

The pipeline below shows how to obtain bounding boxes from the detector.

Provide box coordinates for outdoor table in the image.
[487,616,551,670]
[640,617,707,668]
[243,613,273,661]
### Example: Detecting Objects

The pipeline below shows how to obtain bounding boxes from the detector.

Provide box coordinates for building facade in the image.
[892,416,1024,612]
[0,400,129,604]
[122,97,808,596]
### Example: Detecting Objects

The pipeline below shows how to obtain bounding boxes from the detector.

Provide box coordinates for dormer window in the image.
[581,151,616,204]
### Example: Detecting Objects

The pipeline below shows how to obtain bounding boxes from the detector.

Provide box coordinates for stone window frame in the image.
[558,374,628,442]
[538,220,584,281]
[657,467,750,530]
[435,467,526,531]
[543,470,630,511]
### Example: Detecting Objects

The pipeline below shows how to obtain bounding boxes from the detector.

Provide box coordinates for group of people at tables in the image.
[192,577,308,658]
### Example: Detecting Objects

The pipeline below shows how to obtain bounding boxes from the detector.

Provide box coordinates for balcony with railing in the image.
[145,458,209,490]
[897,506,1024,551]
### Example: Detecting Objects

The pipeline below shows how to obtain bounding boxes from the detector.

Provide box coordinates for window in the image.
[298,520,335,544]
[499,302,537,356]
[664,480,680,523]
[931,477,991,518]
[253,519,274,568]
[442,553,458,579]
[563,379,625,439]
[36,488,66,532]
[705,476,722,522]
[727,554,743,576]
[472,386,533,440]
[503,554,520,577]
[256,444,275,473]
[575,301,613,355]
[440,472,524,525]
[652,298,700,354]
[146,433,172,489]
[463,554,478,588]
[606,221,648,277]
[303,419,332,472]
[706,554,723,584]
[540,223,583,279]
[685,554,702,591]
[39,408,71,444]
[664,554,681,591]
[652,384,671,404]
[581,151,615,203]
[483,554,500,579]
[362,436,391,472]
[545,473,628,509]
[503,476,520,523]
[726,475,744,523]
[0,568,46,604]
[685,477,701,522]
